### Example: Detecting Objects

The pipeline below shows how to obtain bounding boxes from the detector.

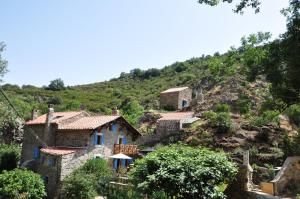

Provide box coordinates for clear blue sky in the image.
[0,0,289,87]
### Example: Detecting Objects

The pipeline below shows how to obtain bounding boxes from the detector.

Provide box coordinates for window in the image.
[43,176,49,184]
[48,157,56,167]
[182,100,188,108]
[33,147,40,160]
[117,135,126,144]
[94,131,104,146]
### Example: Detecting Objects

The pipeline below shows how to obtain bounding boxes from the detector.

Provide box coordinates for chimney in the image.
[112,107,119,116]
[44,105,55,145]
[45,105,54,125]
[31,109,40,120]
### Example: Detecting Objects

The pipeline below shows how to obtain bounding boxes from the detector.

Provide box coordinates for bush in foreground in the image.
[0,169,46,199]
[0,143,21,172]
[61,158,112,199]
[130,144,237,199]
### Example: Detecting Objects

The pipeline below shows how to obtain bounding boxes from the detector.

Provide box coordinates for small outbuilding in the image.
[160,87,192,110]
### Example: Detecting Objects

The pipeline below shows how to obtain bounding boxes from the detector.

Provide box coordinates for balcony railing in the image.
[114,144,138,156]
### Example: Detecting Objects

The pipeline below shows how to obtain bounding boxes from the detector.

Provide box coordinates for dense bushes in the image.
[130,144,237,199]
[285,104,300,125]
[61,158,112,199]
[250,110,280,127]
[120,100,144,127]
[62,172,97,199]
[203,106,233,134]
[0,169,46,199]
[283,130,300,156]
[0,143,21,172]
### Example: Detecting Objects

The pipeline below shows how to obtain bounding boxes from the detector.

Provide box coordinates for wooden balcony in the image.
[114,144,138,156]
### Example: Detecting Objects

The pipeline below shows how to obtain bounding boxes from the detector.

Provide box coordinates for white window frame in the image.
[117,135,124,144]
[96,132,103,146]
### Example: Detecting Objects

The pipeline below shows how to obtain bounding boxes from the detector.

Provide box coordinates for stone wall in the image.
[21,125,46,164]
[160,92,179,110]
[55,131,91,147]
[178,88,192,109]
[271,156,300,196]
[156,120,181,137]
[36,154,61,199]
[160,88,192,110]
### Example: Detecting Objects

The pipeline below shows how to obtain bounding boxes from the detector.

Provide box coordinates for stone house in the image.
[160,87,192,110]
[20,107,140,198]
[156,112,199,137]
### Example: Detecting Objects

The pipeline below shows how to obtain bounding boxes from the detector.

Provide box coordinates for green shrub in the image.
[120,100,144,127]
[236,95,252,115]
[250,111,280,126]
[61,158,112,199]
[202,110,217,120]
[203,111,232,134]
[216,103,230,113]
[62,173,97,199]
[214,112,233,134]
[79,158,112,179]
[285,104,300,125]
[0,143,21,172]
[259,98,287,113]
[0,169,46,199]
[283,130,300,156]
[130,144,237,199]
[107,186,145,199]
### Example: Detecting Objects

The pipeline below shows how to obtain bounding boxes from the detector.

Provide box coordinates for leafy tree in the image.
[263,4,300,104]
[130,144,237,199]
[47,78,65,91]
[0,102,19,142]
[0,143,21,172]
[0,169,46,199]
[120,99,144,127]
[284,104,300,125]
[239,32,271,81]
[197,0,261,14]
[283,129,300,156]
[47,95,63,105]
[0,42,8,82]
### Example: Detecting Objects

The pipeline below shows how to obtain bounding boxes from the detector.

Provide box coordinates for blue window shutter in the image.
[33,147,39,159]
[112,124,117,133]
[123,137,127,144]
[128,159,133,164]
[94,132,97,145]
[101,133,105,145]
[113,159,118,170]
[122,159,126,167]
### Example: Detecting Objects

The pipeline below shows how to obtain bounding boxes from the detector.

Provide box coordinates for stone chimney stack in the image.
[112,107,119,116]
[44,105,55,145]
[31,109,40,120]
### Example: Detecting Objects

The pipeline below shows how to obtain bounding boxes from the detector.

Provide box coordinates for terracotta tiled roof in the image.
[26,112,85,125]
[58,115,121,130]
[158,112,194,121]
[40,147,85,156]
[160,87,189,94]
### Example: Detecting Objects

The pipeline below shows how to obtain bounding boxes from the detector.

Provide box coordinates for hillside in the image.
[1,54,226,119]
[1,31,300,196]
